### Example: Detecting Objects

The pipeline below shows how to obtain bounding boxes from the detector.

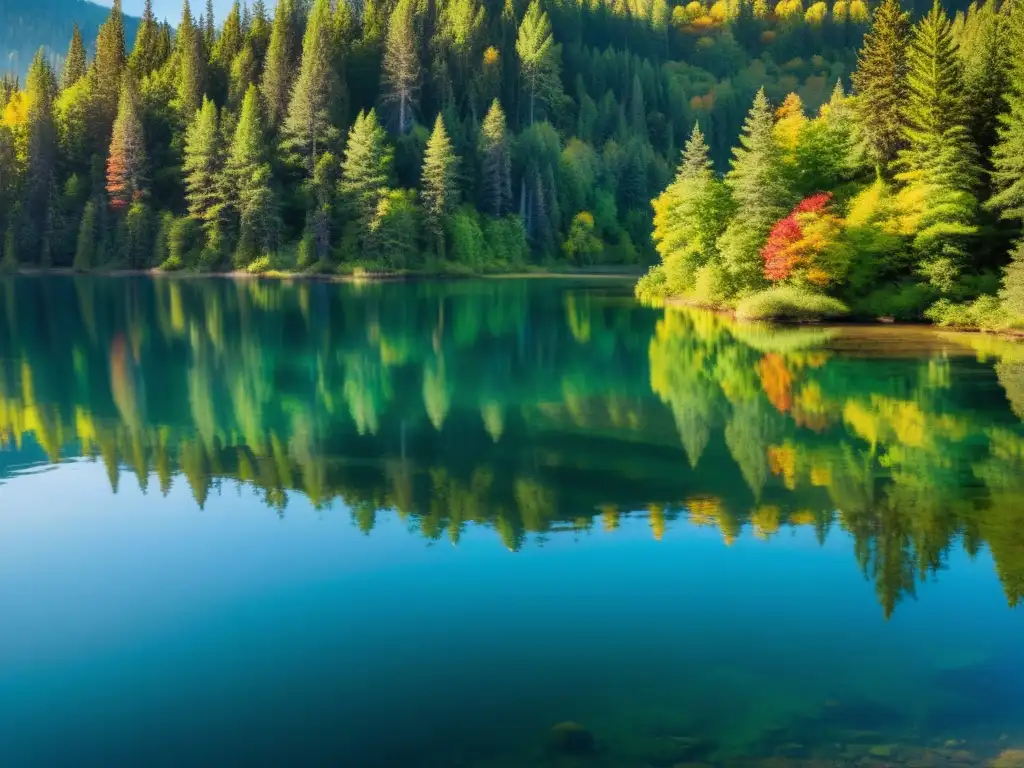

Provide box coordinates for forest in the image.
[642,0,1024,327]
[2,0,884,277]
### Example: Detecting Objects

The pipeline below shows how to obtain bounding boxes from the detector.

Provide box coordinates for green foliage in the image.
[73,199,96,270]
[735,286,850,320]
[925,294,1007,328]
[421,114,460,256]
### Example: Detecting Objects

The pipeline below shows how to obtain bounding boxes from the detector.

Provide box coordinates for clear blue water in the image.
[0,276,1021,766]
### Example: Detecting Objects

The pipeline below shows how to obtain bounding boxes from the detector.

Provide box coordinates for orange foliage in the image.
[758,353,794,413]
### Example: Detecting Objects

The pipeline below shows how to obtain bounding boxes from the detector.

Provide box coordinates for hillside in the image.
[0,0,139,81]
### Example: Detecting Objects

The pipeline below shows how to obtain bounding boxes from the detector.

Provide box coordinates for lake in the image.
[0,275,1022,767]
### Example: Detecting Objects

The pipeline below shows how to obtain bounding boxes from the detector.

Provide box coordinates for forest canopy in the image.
[640,0,1024,327]
[1,0,884,275]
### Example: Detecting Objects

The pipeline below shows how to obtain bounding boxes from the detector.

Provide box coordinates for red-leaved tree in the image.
[761,193,839,285]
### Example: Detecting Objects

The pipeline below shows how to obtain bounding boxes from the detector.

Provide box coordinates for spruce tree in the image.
[851,0,910,173]
[61,25,88,91]
[129,0,163,77]
[182,98,224,232]
[226,85,278,261]
[339,109,393,248]
[959,0,1010,166]
[215,2,244,76]
[479,99,512,217]
[174,0,207,122]
[381,0,421,134]
[281,0,342,172]
[23,50,58,263]
[106,82,148,212]
[516,0,562,125]
[91,0,127,139]
[204,0,217,53]
[421,114,460,256]
[989,1,1024,219]
[261,0,295,129]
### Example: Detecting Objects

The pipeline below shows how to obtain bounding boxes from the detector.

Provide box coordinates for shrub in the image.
[484,216,528,267]
[925,295,1008,330]
[245,254,273,274]
[735,286,849,321]
[635,264,668,302]
[166,216,201,269]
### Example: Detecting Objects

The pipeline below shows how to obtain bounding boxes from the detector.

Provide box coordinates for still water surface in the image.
[0,276,1022,767]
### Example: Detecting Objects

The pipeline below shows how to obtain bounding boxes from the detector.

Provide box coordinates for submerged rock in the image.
[992,749,1024,768]
[547,721,596,756]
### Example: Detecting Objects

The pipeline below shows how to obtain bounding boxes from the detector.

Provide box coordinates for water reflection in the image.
[0,276,1022,617]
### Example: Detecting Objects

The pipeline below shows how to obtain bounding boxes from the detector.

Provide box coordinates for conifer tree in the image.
[261,0,295,129]
[106,82,148,211]
[182,98,224,231]
[989,2,1024,219]
[281,0,342,172]
[129,0,163,77]
[174,0,207,122]
[73,200,96,270]
[651,123,734,292]
[92,0,127,138]
[204,0,217,53]
[959,0,1010,166]
[61,25,88,91]
[852,0,910,173]
[339,109,393,247]
[516,0,562,125]
[479,99,512,217]
[226,85,278,260]
[215,2,244,75]
[421,114,460,256]
[381,0,421,134]
[22,51,58,261]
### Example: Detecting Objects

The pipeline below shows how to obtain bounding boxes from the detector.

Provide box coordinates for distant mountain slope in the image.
[0,0,139,82]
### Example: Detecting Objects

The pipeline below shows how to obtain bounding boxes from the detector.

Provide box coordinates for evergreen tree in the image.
[204,0,217,53]
[22,50,58,262]
[182,98,224,233]
[174,0,207,122]
[214,2,244,76]
[339,109,392,249]
[61,25,88,91]
[851,0,910,173]
[226,85,278,261]
[651,123,734,294]
[91,0,127,139]
[106,82,148,212]
[281,0,342,172]
[897,1,979,287]
[261,0,295,129]
[381,0,421,134]
[959,0,1010,166]
[989,1,1024,219]
[479,99,512,217]
[129,0,163,77]
[421,114,460,256]
[516,0,562,125]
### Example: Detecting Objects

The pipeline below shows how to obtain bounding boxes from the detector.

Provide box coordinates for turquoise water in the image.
[0,276,1021,766]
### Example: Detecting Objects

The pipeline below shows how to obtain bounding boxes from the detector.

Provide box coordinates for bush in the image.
[925,295,1008,329]
[245,254,273,274]
[166,216,201,269]
[735,286,850,321]
[853,281,935,321]
[484,216,528,267]
[693,262,730,306]
[635,264,668,302]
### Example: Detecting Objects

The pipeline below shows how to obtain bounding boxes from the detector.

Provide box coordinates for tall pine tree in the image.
[106,81,148,211]
[261,0,296,129]
[381,0,421,134]
[129,0,163,78]
[479,99,511,217]
[174,0,207,123]
[516,0,562,125]
[61,25,88,91]
[339,109,392,251]
[226,85,278,261]
[421,114,460,256]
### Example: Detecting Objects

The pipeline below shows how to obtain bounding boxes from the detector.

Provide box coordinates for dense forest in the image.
[641,0,1024,327]
[0,0,140,80]
[1,0,885,276]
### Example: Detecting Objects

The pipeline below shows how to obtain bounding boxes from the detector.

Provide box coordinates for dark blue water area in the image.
[1,460,1022,766]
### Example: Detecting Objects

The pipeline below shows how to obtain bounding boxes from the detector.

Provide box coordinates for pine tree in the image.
[717,88,790,290]
[91,0,127,139]
[898,1,979,286]
[281,0,342,172]
[215,2,244,75]
[381,0,421,134]
[129,0,163,77]
[339,109,393,248]
[225,85,278,261]
[421,114,460,256]
[989,1,1024,219]
[174,0,207,122]
[182,98,224,231]
[61,25,88,91]
[204,0,217,53]
[22,50,58,263]
[516,0,562,125]
[479,99,512,216]
[106,82,148,212]
[629,74,647,139]
[651,123,734,292]
[959,0,1010,166]
[261,0,295,129]
[851,0,911,173]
